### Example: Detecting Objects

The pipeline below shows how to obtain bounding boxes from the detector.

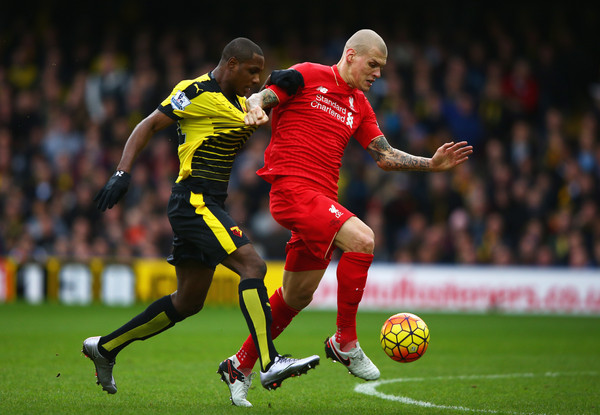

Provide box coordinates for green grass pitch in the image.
[0,302,599,414]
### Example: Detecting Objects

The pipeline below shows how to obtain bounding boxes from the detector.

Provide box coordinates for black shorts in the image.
[166,188,250,270]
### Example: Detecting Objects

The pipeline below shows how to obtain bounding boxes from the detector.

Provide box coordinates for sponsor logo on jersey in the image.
[346,112,354,128]
[311,93,354,128]
[171,90,191,111]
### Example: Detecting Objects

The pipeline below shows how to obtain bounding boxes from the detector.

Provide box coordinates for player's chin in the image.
[240,87,252,97]
[362,81,374,91]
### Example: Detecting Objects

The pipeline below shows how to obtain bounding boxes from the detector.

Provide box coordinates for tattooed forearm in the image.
[367,135,393,162]
[262,90,280,108]
[246,89,280,112]
[367,136,431,171]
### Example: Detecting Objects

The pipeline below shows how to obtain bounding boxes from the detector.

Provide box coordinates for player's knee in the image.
[242,256,267,280]
[257,259,267,278]
[249,257,267,280]
[349,228,375,254]
[286,290,313,310]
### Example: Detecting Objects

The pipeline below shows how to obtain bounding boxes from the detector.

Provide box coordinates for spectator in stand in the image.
[0,4,598,274]
[502,58,540,119]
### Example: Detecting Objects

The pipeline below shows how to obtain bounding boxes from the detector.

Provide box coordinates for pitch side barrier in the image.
[310,264,600,315]
[0,257,285,306]
[1,257,599,314]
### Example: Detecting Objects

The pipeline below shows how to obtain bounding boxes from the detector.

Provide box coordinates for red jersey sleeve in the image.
[354,94,383,149]
[267,84,292,106]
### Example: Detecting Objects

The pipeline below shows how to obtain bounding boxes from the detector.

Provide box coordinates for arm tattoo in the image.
[367,136,430,171]
[261,90,279,109]
[246,89,280,112]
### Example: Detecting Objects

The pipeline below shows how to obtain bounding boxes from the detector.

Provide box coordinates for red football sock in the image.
[236,287,299,373]
[335,252,373,351]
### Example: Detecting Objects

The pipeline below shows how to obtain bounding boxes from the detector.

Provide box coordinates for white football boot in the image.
[259,354,320,390]
[325,336,380,380]
[82,336,117,394]
[217,357,255,407]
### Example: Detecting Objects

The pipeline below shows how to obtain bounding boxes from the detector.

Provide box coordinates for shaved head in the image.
[337,29,387,91]
[344,29,387,57]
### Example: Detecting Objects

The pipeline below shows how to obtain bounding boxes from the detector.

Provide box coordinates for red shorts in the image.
[269,176,355,272]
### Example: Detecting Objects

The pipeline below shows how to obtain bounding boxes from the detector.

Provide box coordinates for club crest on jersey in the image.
[230,226,243,237]
[317,86,328,94]
[329,204,344,219]
[171,90,191,111]
[348,96,356,111]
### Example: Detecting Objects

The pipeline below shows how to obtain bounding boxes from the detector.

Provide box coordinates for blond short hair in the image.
[344,29,387,56]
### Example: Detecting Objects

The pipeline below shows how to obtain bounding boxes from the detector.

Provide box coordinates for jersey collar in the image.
[331,64,351,90]
[209,70,243,112]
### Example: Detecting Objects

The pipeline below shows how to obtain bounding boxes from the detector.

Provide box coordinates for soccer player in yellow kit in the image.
[82,37,319,407]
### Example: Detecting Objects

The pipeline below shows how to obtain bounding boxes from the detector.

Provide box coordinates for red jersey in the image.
[257,62,383,196]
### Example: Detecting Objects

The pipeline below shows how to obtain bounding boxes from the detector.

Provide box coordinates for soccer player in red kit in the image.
[218,29,473,406]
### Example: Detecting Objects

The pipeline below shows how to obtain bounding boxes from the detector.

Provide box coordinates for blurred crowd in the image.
[1,2,599,267]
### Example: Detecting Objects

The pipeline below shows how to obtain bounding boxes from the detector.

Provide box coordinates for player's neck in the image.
[212,66,236,100]
[335,62,354,89]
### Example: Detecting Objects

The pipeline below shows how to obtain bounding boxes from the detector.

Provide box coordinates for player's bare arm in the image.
[244,89,280,126]
[367,136,473,172]
[117,109,174,172]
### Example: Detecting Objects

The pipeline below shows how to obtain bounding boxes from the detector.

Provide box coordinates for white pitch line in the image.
[354,371,598,415]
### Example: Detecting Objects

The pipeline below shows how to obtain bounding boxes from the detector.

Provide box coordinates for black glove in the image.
[94,170,131,211]
[269,69,304,95]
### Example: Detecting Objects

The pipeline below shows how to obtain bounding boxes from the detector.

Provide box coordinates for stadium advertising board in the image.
[310,264,600,314]
[3,258,599,314]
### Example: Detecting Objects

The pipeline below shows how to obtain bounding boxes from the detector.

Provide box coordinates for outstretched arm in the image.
[117,109,175,172]
[95,109,174,211]
[367,136,473,172]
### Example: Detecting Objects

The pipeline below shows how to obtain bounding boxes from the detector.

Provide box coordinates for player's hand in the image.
[94,170,131,211]
[430,141,473,171]
[244,106,269,126]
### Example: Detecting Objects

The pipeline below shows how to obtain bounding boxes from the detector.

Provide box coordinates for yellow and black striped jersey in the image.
[158,72,257,195]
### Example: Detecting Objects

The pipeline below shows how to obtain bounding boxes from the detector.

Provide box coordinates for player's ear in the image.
[345,48,356,63]
[227,57,239,71]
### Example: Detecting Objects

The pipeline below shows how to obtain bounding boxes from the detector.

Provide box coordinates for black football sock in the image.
[238,278,278,372]
[98,295,183,360]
